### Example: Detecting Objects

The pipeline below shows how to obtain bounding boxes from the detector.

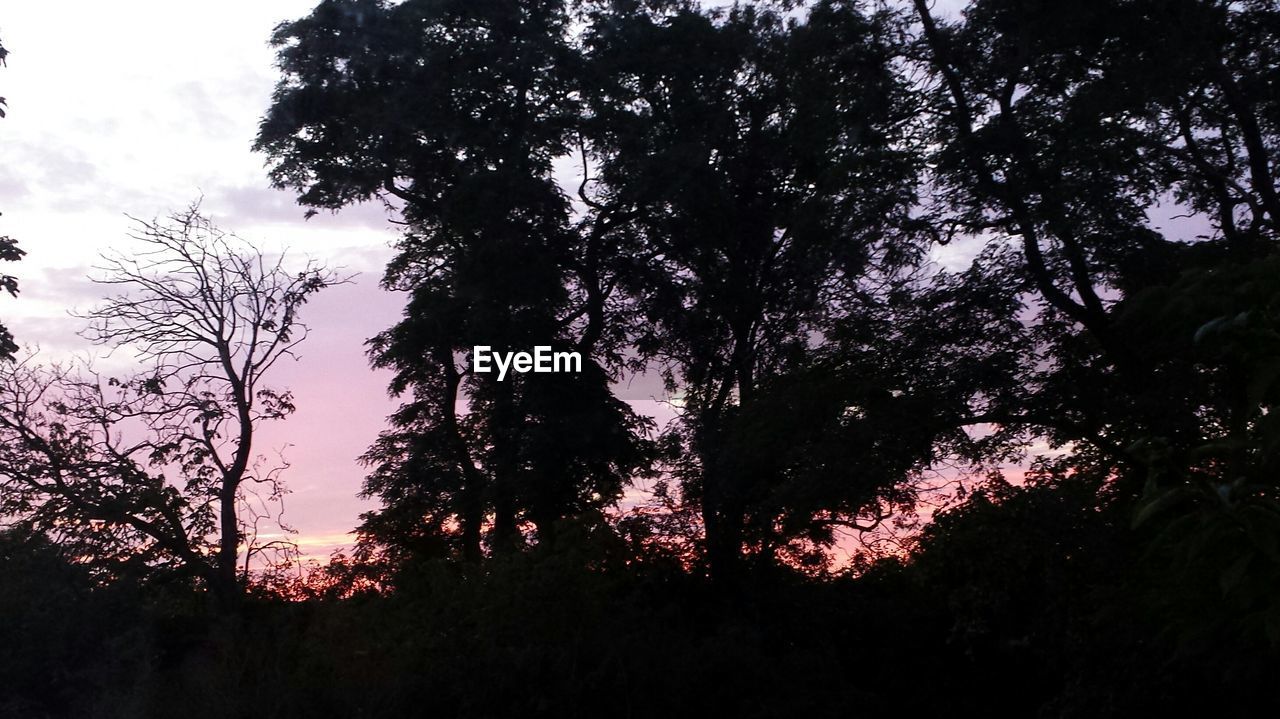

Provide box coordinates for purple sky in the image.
[1,1,414,558]
[0,1,689,559]
[0,0,1058,563]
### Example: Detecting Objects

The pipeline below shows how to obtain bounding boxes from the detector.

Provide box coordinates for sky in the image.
[0,1,690,560]
[0,0,1042,565]
[0,1,412,559]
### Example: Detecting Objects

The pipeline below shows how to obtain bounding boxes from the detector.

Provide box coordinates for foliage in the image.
[259,0,655,562]
[0,207,340,607]
[8,0,1280,714]
[0,32,24,360]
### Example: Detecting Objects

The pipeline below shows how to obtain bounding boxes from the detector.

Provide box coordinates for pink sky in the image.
[0,1,686,559]
[0,1,413,558]
[0,0,1027,564]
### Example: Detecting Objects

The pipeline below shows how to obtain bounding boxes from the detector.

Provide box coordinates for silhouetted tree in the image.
[578,0,932,577]
[3,2,1280,716]
[258,0,653,563]
[909,0,1280,456]
[909,0,1280,668]
[0,207,340,607]
[0,33,25,360]
[0,526,151,716]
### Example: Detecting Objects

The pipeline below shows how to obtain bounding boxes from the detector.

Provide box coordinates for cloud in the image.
[0,172,31,203]
[6,138,98,195]
[169,80,238,140]
[0,134,159,217]
[20,263,103,309]
[204,182,400,232]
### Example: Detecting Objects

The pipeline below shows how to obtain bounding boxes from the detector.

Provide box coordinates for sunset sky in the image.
[1,1,693,559]
[0,3,1259,713]
[2,0,428,558]
[0,0,1090,561]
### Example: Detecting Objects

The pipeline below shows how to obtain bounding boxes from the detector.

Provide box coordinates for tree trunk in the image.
[490,381,520,554]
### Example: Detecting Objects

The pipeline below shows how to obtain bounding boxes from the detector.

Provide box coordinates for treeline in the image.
[3,0,1280,716]
[253,0,1280,594]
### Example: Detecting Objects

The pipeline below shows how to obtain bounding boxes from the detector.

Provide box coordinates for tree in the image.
[0,207,340,607]
[0,32,26,361]
[908,0,1280,460]
[908,0,1280,665]
[578,0,930,576]
[258,0,653,563]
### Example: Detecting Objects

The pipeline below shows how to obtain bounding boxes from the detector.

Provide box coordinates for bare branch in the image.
[0,204,345,608]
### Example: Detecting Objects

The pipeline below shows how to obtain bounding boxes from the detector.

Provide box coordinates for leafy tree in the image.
[909,0,1280,672]
[0,207,339,607]
[0,526,152,716]
[0,32,25,361]
[258,0,652,562]
[258,0,1037,579]
[578,0,930,576]
[909,0,1280,456]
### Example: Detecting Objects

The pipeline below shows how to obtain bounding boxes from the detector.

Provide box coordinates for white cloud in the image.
[1,0,403,557]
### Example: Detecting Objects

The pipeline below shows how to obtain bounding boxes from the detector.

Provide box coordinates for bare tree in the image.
[0,205,343,607]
